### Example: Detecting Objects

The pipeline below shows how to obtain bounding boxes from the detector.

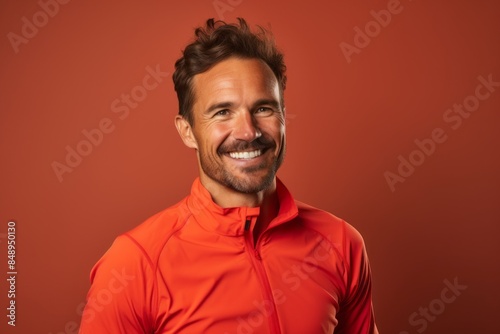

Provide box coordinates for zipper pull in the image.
[244,219,251,231]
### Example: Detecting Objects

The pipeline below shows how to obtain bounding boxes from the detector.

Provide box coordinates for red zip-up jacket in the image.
[79,178,378,333]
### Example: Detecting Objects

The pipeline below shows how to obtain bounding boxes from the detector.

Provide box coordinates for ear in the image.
[175,115,198,150]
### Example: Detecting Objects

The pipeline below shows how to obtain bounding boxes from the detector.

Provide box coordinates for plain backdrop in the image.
[1,0,499,333]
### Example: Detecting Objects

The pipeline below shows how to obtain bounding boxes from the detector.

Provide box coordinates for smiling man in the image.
[79,19,378,334]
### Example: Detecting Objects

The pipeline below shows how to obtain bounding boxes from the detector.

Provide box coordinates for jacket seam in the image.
[122,233,157,332]
[299,220,350,301]
[341,220,351,295]
[121,210,191,333]
[153,211,192,331]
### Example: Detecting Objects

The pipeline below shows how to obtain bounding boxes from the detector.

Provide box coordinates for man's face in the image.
[183,57,285,194]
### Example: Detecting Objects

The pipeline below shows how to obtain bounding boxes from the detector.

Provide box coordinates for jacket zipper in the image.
[244,218,281,334]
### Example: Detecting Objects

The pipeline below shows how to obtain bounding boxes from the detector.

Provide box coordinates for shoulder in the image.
[123,197,191,263]
[294,200,365,251]
[97,197,191,273]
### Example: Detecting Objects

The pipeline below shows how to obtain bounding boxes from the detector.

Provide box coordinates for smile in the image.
[228,149,263,159]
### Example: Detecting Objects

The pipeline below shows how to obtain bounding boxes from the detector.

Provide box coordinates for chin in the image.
[224,171,276,194]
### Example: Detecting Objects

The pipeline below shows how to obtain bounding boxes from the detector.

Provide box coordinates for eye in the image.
[256,107,274,114]
[214,109,230,117]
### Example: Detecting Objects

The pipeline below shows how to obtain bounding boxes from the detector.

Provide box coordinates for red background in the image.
[1,0,499,333]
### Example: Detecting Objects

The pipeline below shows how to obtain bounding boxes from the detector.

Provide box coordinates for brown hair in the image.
[172,18,287,125]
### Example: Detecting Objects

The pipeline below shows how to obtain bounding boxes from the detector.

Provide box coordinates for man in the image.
[79,18,378,333]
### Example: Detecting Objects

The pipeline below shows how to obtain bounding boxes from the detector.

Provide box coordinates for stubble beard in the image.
[199,140,285,194]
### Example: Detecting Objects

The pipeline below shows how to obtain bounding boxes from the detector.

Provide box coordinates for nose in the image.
[232,111,261,141]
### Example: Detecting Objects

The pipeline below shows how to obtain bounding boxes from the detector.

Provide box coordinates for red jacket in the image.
[79,178,378,333]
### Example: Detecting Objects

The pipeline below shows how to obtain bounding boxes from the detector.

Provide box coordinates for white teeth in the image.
[229,150,262,159]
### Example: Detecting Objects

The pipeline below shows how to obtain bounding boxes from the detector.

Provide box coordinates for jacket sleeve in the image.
[334,222,378,334]
[78,235,157,334]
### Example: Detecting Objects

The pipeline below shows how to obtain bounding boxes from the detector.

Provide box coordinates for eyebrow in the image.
[205,102,235,115]
[205,99,281,114]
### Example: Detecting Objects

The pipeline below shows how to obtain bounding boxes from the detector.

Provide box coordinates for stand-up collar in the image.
[186,177,299,236]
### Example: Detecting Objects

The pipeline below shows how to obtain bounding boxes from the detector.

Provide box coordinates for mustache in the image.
[218,136,274,154]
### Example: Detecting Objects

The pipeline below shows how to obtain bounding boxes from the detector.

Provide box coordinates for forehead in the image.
[191,57,280,108]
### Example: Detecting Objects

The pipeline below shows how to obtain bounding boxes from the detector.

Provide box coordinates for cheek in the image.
[197,124,230,151]
[260,118,285,139]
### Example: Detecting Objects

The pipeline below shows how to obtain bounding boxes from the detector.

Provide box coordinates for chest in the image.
[155,228,346,333]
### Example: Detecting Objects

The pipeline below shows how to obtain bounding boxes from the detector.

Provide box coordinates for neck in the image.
[200,175,280,242]
[254,189,279,240]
